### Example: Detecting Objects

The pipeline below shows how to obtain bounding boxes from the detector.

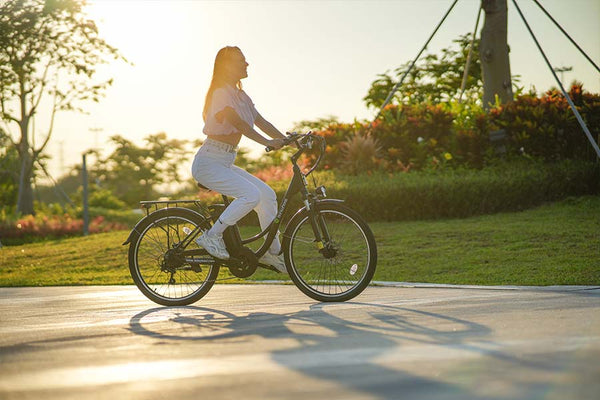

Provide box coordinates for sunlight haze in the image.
[39,0,600,181]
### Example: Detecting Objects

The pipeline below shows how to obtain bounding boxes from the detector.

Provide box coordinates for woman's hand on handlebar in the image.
[265,132,311,152]
[266,138,285,151]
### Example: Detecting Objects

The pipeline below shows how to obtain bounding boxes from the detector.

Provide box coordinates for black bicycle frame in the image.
[239,162,315,258]
[179,138,327,261]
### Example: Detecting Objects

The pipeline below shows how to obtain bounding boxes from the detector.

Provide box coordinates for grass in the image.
[1,196,598,287]
[373,195,600,285]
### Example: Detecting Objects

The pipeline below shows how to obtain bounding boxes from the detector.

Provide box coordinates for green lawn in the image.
[1,196,599,286]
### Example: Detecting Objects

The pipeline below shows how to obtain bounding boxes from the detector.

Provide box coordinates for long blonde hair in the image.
[202,46,243,121]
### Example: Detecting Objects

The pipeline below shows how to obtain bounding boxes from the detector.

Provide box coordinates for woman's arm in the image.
[255,113,286,140]
[217,107,284,149]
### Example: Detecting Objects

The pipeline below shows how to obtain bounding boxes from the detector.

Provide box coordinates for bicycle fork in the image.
[306,202,334,257]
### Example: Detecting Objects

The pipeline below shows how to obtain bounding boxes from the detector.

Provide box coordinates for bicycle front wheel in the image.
[283,201,377,302]
[128,208,219,306]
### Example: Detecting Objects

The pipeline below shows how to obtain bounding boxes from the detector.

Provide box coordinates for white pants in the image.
[191,140,281,254]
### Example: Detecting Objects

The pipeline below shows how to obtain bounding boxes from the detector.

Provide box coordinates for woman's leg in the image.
[231,166,281,254]
[193,156,261,231]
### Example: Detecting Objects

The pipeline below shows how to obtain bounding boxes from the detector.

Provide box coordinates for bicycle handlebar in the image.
[265,131,325,176]
[265,132,302,153]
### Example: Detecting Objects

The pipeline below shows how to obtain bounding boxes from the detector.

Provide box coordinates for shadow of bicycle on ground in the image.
[128,302,551,399]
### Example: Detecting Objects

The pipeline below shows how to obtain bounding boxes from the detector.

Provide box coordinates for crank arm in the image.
[257,263,280,273]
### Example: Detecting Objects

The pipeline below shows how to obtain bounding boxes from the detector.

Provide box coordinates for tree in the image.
[480,0,513,107]
[92,133,192,206]
[0,0,123,215]
[364,33,483,109]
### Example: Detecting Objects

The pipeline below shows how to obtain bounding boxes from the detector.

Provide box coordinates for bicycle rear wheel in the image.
[128,208,219,306]
[283,201,377,302]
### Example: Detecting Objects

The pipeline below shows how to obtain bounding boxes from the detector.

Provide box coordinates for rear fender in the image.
[122,207,207,245]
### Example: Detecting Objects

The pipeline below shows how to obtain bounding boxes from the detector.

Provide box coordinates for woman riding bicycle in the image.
[191,46,287,272]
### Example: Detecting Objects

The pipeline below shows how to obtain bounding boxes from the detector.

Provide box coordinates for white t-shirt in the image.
[203,84,258,136]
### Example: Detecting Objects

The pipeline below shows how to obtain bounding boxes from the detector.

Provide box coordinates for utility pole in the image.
[89,127,103,150]
[553,65,573,86]
[82,152,90,236]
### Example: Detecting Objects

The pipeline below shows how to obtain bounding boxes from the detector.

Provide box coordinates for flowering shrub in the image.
[0,213,128,245]
[373,103,455,170]
[310,103,458,173]
[307,83,598,174]
[254,165,294,182]
[489,83,600,161]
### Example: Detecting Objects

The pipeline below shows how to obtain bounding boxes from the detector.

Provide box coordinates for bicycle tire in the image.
[128,207,219,306]
[282,201,377,302]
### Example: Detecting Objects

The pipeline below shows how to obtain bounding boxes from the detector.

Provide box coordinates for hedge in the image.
[271,160,599,223]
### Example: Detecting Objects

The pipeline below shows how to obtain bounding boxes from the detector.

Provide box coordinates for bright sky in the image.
[39,0,600,180]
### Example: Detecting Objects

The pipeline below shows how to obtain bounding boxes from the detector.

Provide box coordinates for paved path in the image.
[1,284,599,400]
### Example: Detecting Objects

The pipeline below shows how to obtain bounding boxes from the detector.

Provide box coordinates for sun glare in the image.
[85,1,196,65]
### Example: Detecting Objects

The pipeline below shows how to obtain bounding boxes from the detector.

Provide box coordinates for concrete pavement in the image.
[0,284,599,399]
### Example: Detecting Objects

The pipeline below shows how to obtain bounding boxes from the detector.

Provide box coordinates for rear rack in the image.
[139,200,210,217]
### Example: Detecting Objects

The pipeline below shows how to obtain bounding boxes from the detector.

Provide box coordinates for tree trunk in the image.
[16,153,35,215]
[480,0,513,108]
[16,113,35,215]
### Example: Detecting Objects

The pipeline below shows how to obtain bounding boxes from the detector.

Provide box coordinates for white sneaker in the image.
[260,252,287,273]
[196,233,229,260]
